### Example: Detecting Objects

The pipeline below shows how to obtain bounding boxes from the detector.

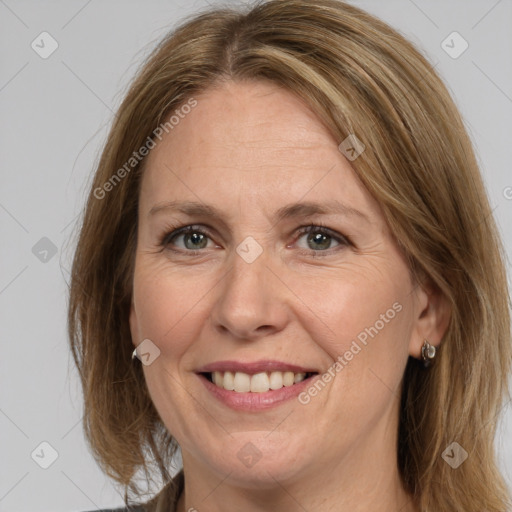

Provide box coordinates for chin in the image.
[197,435,315,488]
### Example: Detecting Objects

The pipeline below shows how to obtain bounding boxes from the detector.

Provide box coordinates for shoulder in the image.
[80,470,184,512]
[81,507,147,512]
[79,494,166,512]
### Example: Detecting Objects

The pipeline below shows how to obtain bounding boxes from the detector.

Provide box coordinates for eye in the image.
[160,225,215,252]
[294,224,349,254]
[159,223,350,256]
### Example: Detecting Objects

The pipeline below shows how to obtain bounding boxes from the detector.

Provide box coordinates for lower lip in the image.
[197,373,318,411]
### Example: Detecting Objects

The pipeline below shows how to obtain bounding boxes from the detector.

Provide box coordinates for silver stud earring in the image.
[131,348,138,361]
[421,339,436,367]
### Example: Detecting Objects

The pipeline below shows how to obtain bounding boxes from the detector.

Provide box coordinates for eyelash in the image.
[159,222,351,257]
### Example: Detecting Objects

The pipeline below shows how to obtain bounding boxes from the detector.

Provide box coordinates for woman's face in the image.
[130,79,432,486]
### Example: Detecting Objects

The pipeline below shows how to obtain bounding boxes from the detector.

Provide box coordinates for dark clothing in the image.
[81,470,184,512]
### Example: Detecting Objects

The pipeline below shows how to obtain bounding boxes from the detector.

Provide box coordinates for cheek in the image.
[308,280,411,425]
[301,264,406,352]
[131,266,211,441]
[131,264,206,359]
[303,265,412,404]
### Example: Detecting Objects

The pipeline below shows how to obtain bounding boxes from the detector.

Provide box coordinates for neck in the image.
[175,432,419,512]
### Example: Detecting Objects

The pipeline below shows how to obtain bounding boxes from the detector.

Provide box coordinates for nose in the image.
[210,243,289,341]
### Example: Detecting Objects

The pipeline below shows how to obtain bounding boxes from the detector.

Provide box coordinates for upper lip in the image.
[195,359,319,375]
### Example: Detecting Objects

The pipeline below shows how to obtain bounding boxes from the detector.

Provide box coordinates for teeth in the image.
[283,371,295,387]
[210,371,309,393]
[233,372,251,392]
[269,371,283,390]
[223,371,234,391]
[213,371,224,387]
[250,372,269,392]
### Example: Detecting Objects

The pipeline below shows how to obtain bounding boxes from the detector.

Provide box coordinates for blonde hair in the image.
[68,1,512,510]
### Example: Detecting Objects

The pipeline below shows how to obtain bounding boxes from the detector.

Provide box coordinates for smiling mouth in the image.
[200,370,319,393]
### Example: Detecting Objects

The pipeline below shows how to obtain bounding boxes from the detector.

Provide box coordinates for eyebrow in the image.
[148,199,370,224]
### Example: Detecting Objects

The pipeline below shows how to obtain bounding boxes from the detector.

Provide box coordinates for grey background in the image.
[1,0,511,510]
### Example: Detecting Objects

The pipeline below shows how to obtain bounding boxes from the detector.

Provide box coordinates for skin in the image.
[129,79,450,512]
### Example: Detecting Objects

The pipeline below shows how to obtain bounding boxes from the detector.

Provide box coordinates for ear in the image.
[129,300,139,348]
[408,277,452,359]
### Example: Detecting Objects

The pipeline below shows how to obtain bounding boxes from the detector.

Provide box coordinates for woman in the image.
[68,1,512,511]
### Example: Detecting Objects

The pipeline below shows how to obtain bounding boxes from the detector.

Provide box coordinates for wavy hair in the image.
[67,1,512,510]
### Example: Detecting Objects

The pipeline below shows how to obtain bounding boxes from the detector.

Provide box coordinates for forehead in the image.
[139,80,383,225]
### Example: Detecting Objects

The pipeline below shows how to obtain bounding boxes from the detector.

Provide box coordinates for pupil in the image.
[309,232,330,250]
[186,232,206,249]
